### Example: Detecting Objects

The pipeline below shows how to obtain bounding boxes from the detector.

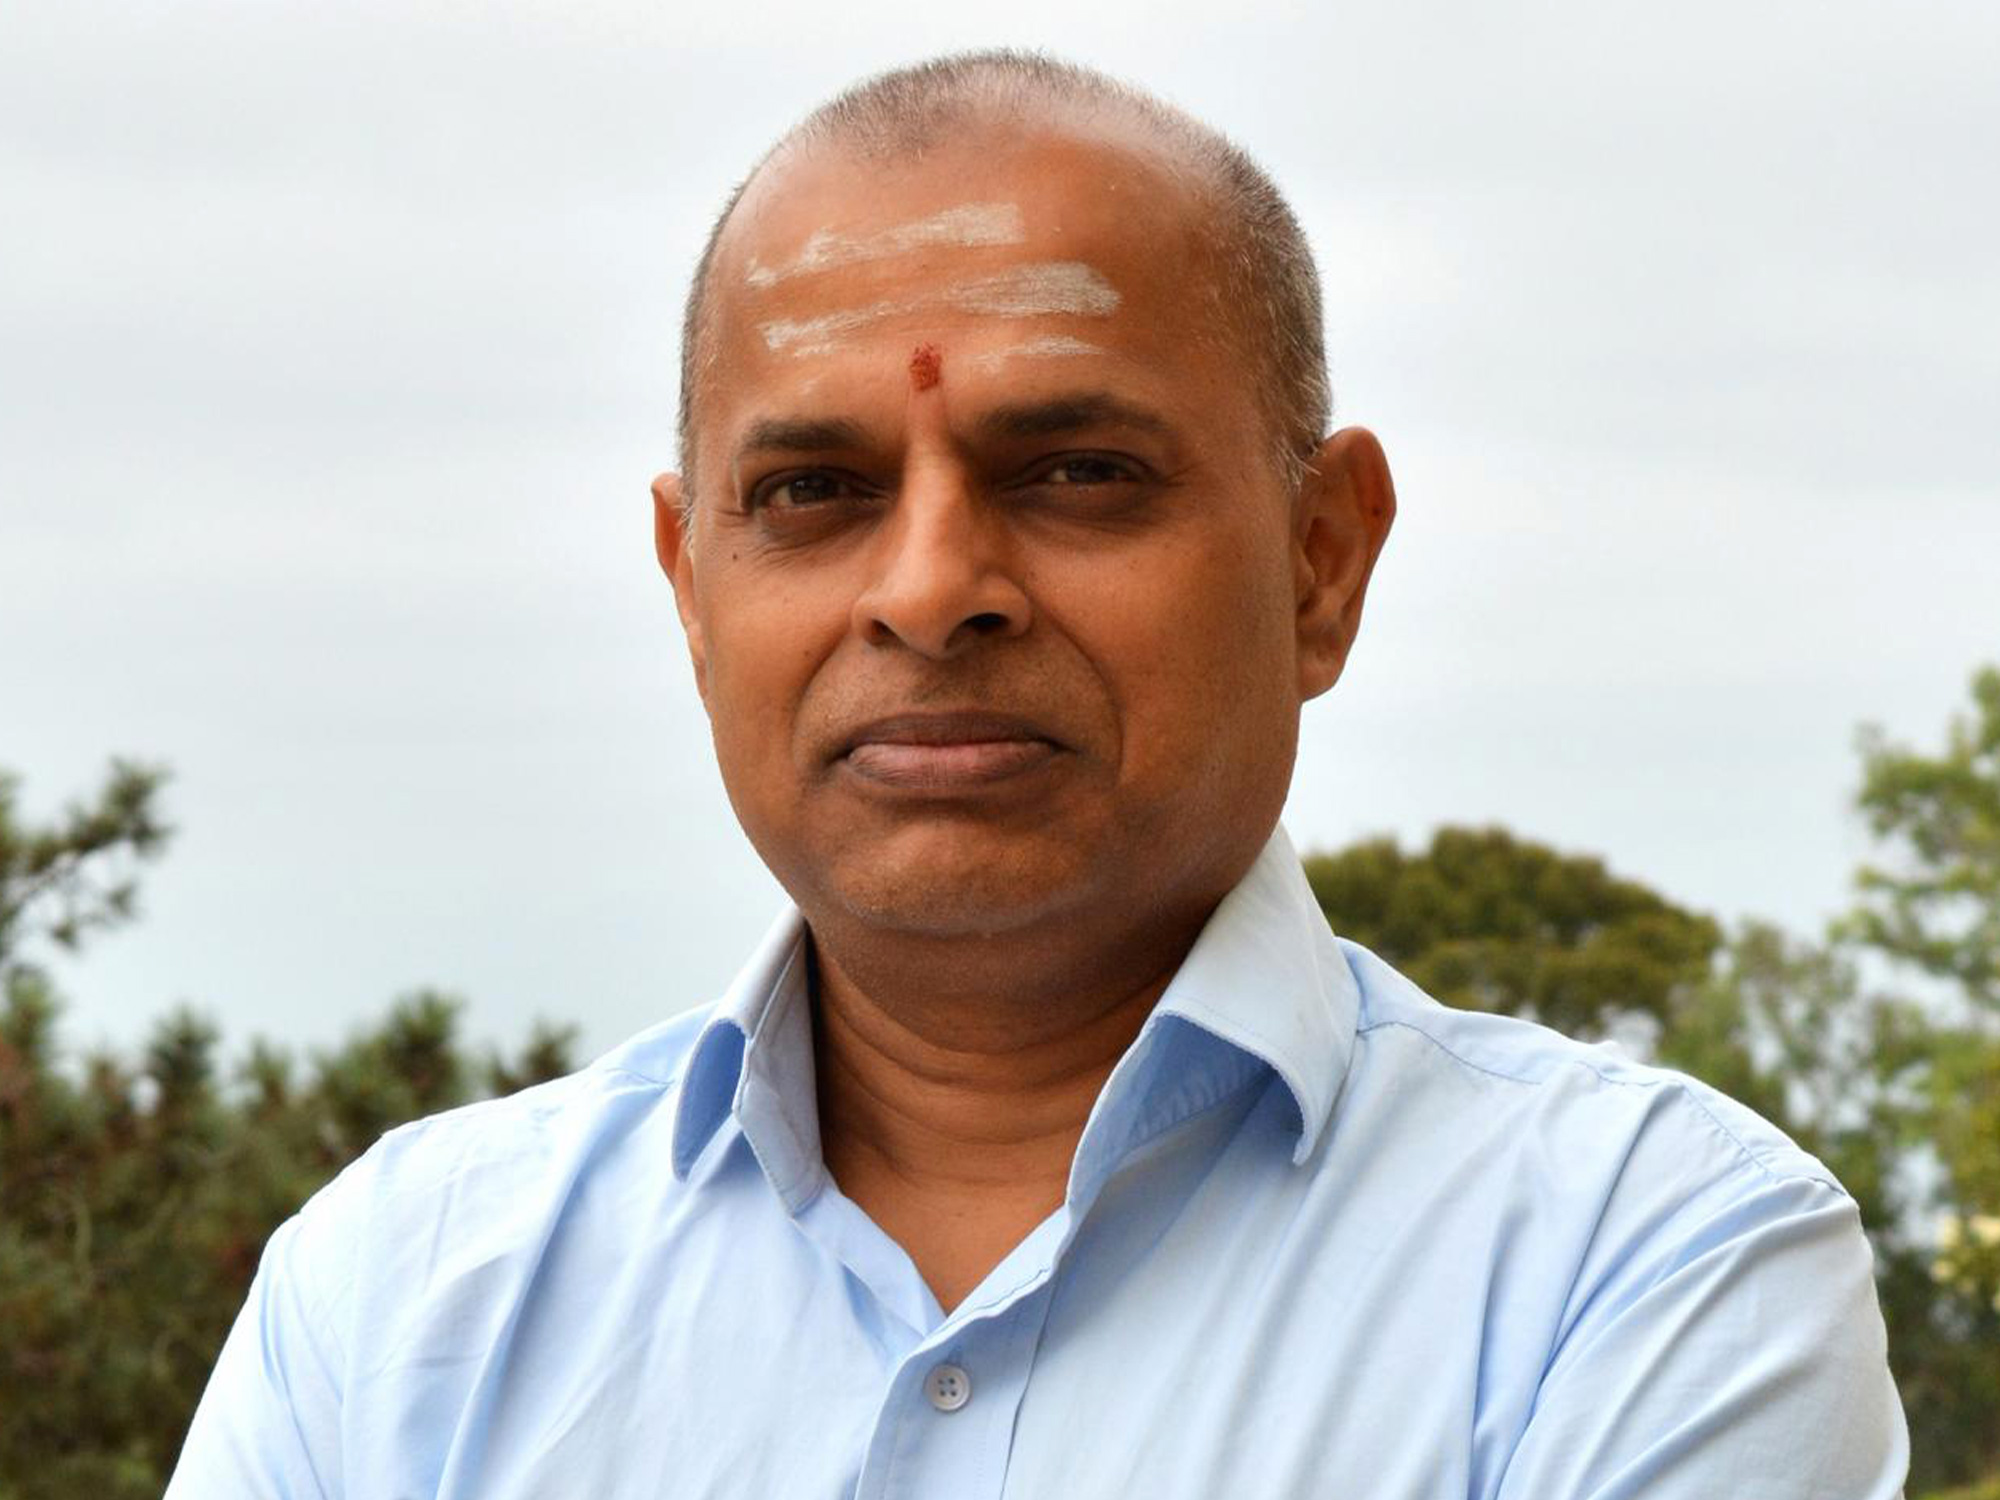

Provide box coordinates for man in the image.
[171,51,1908,1498]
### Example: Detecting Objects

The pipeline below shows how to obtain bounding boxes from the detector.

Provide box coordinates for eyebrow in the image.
[973,392,1174,442]
[734,415,872,459]
[730,391,1174,464]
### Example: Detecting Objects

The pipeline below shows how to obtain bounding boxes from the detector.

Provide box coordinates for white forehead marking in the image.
[941,264,1121,318]
[758,300,910,354]
[757,262,1122,354]
[744,202,1025,287]
[969,335,1105,373]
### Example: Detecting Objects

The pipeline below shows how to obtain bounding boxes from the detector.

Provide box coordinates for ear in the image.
[650,472,710,701]
[1292,426,1395,702]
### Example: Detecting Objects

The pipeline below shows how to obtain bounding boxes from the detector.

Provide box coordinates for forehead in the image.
[719,120,1211,270]
[694,125,1236,436]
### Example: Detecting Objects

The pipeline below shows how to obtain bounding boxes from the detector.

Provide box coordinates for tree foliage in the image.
[1302,823,1721,1037]
[0,764,576,1500]
[0,761,171,969]
[1848,666,2000,1013]
[1842,669,2000,1490]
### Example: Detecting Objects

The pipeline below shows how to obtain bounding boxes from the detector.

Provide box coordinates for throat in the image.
[827,1141,1069,1313]
[807,936,1169,1312]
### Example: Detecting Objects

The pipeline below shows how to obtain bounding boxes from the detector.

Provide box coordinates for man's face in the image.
[659,124,1389,945]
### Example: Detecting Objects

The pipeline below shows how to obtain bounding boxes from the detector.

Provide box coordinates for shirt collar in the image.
[669,907,818,1199]
[1141,823,1358,1166]
[668,824,1359,1192]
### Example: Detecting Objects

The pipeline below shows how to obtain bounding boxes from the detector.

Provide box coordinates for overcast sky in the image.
[4,0,1996,1069]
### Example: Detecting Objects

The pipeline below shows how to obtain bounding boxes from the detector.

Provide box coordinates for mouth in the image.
[836,711,1064,790]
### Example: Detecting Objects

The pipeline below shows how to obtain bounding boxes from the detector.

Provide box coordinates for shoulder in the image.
[1328,938,1916,1493]
[368,1004,707,1170]
[1329,939,1906,1489]
[283,1004,717,1286]
[373,1003,712,1191]
[1335,937,1848,1200]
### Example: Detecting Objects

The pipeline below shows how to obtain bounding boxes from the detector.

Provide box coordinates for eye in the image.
[1028,453,1144,488]
[745,468,874,511]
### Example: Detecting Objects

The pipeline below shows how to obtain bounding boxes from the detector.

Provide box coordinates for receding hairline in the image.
[675,52,1332,502]
[713,104,1207,276]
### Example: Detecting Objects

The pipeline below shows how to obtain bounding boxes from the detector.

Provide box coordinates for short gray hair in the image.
[676,50,1333,504]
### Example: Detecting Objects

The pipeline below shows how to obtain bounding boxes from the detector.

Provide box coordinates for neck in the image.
[808,908,1206,1310]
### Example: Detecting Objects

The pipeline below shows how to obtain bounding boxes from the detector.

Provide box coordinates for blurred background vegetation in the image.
[3,667,1997,1498]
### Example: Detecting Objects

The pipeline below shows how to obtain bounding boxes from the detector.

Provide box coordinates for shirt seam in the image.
[598,1060,683,1092]
[1355,1017,1847,1195]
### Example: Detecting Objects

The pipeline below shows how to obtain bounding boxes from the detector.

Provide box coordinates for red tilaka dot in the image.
[908,342,943,391]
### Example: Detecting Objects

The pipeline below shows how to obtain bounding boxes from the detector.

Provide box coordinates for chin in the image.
[812,821,1096,939]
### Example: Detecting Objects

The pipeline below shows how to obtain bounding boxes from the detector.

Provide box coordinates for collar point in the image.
[1289,1125,1321,1167]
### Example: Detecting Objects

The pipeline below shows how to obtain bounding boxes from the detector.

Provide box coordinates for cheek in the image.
[696,571,846,756]
[1046,525,1297,765]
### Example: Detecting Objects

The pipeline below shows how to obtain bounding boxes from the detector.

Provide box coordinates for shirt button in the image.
[924,1363,972,1412]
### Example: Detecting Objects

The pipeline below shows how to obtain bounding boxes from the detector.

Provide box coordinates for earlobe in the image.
[650,472,710,698]
[1293,427,1396,702]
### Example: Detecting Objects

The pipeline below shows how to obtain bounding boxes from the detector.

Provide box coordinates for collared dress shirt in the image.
[168,828,1909,1498]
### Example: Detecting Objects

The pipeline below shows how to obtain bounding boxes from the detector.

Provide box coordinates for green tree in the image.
[1848,665,2000,1013]
[1842,666,2000,1491]
[0,760,171,969]
[0,765,577,1499]
[1302,823,1722,1038]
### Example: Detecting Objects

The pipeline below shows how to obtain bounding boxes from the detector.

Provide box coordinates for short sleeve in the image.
[1494,1167,1909,1499]
[164,1158,365,1499]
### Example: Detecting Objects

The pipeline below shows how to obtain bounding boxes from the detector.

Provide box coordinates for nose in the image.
[851,462,1031,659]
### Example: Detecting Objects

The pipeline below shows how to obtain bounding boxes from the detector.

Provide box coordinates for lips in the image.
[837,711,1063,790]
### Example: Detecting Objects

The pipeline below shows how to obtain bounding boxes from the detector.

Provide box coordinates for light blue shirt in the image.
[169,828,1908,1498]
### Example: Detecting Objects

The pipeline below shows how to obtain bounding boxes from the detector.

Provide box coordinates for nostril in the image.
[966,611,1011,634]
